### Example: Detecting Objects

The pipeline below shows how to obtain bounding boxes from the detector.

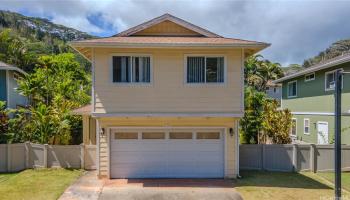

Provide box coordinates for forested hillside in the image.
[0,10,95,72]
[303,39,350,68]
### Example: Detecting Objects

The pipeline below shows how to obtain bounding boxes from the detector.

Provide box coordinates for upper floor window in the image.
[112,56,151,83]
[305,73,315,82]
[325,69,342,91]
[287,80,297,98]
[304,118,310,135]
[186,56,225,83]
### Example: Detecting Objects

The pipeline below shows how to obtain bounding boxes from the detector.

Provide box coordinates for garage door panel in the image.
[110,128,224,178]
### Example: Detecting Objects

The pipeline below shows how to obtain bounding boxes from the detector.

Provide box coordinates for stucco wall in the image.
[93,48,243,114]
[96,117,238,178]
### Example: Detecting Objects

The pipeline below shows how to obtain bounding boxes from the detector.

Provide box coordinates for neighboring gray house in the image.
[265,80,282,104]
[0,61,28,109]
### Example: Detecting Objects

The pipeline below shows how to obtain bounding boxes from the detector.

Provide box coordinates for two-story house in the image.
[71,14,269,179]
[274,53,350,144]
[0,61,28,109]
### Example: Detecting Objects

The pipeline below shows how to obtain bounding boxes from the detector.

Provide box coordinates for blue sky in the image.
[1,0,350,66]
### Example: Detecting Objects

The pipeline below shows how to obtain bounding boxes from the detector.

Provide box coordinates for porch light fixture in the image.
[100,128,105,136]
[229,128,234,137]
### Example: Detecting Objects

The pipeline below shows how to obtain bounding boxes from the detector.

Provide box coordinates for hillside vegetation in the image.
[303,39,350,68]
[0,10,95,72]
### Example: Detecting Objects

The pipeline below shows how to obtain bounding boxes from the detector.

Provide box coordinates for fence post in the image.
[43,144,48,168]
[80,144,85,169]
[261,144,265,170]
[25,142,30,169]
[293,144,298,172]
[310,144,316,173]
[6,143,11,172]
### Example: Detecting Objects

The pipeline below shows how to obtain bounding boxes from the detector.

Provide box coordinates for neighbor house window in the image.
[112,56,151,83]
[287,80,297,98]
[304,118,310,135]
[305,73,315,82]
[325,70,342,91]
[291,118,297,136]
[186,56,224,83]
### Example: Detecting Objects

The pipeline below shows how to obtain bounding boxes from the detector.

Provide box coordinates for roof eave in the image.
[69,41,269,49]
[274,54,350,83]
[0,66,27,75]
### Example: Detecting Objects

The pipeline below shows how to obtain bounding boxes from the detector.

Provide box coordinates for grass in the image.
[234,171,348,200]
[0,169,84,200]
[317,172,350,191]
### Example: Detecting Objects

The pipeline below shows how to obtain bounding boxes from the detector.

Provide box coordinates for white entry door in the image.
[317,122,329,144]
[109,128,224,178]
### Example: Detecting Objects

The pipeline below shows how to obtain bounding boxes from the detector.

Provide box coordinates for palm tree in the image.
[244,54,284,91]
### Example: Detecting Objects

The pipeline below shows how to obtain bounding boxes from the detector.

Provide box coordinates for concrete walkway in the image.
[59,171,104,200]
[59,172,243,200]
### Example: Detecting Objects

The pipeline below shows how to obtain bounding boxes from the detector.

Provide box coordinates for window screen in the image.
[113,56,150,83]
[187,56,224,83]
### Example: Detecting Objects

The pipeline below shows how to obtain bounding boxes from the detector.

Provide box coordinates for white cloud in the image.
[1,0,350,65]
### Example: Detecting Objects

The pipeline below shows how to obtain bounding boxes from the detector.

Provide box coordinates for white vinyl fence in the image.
[0,143,96,172]
[240,144,350,172]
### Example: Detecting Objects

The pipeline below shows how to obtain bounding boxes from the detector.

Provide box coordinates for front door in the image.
[317,122,329,144]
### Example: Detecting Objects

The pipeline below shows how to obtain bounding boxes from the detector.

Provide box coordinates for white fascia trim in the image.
[92,112,244,118]
[292,111,350,116]
[0,67,27,75]
[70,42,268,49]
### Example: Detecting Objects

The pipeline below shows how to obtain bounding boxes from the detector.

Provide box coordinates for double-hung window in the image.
[186,56,225,83]
[287,80,297,98]
[112,56,151,83]
[304,118,310,135]
[325,69,342,91]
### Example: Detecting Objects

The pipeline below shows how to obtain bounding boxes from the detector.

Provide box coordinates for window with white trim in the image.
[291,118,297,136]
[325,70,342,90]
[287,81,297,98]
[112,56,151,83]
[305,73,315,82]
[304,118,310,134]
[186,56,224,83]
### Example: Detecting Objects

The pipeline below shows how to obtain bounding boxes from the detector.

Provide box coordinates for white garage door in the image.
[110,128,224,178]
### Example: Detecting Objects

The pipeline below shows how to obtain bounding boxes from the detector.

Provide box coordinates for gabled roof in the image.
[69,14,270,61]
[274,53,350,83]
[115,13,221,38]
[0,61,27,75]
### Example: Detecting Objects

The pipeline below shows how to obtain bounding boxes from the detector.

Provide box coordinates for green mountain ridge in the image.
[0,10,94,42]
[0,10,98,72]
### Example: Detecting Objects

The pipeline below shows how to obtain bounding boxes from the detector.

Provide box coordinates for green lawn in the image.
[0,169,84,200]
[235,171,349,200]
[317,172,350,191]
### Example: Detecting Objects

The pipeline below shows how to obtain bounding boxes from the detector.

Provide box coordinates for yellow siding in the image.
[132,20,202,36]
[97,117,238,178]
[94,48,243,114]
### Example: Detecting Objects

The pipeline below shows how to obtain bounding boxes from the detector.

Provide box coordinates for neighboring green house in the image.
[274,54,350,144]
[0,61,28,109]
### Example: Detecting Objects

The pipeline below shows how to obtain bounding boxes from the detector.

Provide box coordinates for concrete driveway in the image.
[59,171,243,200]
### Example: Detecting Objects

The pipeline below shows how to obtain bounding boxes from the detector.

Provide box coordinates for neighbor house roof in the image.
[274,53,350,83]
[0,61,27,75]
[72,104,92,115]
[69,14,270,61]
